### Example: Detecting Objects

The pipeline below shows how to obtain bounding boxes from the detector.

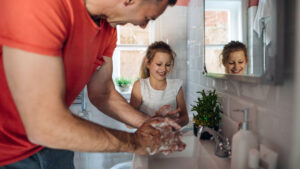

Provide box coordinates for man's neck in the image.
[84,0,106,26]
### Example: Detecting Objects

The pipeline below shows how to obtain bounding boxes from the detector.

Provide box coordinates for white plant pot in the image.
[118,85,130,92]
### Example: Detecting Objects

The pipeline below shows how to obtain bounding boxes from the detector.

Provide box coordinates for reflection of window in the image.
[205,0,243,74]
[205,10,229,45]
[112,23,154,92]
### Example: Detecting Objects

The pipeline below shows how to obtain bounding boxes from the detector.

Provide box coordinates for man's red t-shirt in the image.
[0,0,117,165]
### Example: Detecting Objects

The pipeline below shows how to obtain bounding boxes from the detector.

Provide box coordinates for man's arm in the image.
[87,56,150,128]
[2,46,157,154]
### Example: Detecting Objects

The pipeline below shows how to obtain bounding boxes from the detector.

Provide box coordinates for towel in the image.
[253,0,273,45]
[248,0,258,30]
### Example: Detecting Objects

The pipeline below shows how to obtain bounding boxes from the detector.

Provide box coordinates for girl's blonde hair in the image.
[140,41,176,79]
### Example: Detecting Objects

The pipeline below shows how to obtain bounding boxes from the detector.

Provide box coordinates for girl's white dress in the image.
[139,77,183,116]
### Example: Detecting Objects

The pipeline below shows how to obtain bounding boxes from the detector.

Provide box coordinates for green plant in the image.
[115,77,132,88]
[191,90,222,129]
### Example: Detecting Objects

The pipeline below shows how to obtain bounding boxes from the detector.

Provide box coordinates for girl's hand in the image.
[156,105,180,117]
[155,105,181,124]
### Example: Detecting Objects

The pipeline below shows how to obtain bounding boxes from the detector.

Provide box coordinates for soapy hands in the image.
[150,117,186,155]
[153,105,186,155]
[133,106,186,155]
[132,117,162,155]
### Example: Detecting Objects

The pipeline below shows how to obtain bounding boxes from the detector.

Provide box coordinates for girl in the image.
[130,41,189,127]
[221,41,248,75]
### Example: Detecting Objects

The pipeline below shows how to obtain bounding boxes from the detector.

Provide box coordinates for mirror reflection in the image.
[204,0,274,76]
[222,41,248,75]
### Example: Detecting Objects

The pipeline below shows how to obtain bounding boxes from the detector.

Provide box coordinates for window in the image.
[112,22,155,93]
[205,0,243,73]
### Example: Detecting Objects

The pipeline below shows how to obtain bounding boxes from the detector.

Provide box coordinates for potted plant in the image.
[115,77,132,92]
[191,90,222,139]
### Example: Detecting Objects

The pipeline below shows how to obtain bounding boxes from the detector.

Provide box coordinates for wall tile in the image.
[216,91,229,116]
[255,106,293,165]
[240,83,271,101]
[227,96,257,132]
[220,114,239,141]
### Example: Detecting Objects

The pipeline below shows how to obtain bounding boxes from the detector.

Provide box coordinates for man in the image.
[0,0,181,168]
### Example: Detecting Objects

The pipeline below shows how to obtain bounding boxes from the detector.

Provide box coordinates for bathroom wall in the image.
[186,0,299,168]
[155,4,188,93]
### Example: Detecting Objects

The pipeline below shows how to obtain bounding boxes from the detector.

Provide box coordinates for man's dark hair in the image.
[167,0,177,6]
[153,0,177,6]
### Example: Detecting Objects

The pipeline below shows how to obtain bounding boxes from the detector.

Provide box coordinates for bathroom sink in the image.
[132,131,230,169]
[148,132,196,169]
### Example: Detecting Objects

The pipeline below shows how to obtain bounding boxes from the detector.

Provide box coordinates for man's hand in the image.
[150,117,186,155]
[132,116,186,155]
[131,117,163,155]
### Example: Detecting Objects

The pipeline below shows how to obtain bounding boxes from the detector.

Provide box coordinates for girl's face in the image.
[224,50,247,75]
[146,52,172,81]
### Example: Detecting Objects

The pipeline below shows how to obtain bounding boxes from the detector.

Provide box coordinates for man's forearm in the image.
[89,89,150,128]
[87,56,149,128]
[28,109,136,153]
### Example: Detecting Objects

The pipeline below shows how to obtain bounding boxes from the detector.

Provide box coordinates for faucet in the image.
[198,126,231,158]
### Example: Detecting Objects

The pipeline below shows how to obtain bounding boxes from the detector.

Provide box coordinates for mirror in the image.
[203,0,284,84]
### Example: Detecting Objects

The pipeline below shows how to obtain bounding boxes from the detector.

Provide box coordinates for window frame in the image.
[112,22,156,93]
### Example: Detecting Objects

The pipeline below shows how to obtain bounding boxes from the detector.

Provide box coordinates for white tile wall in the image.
[185,0,298,168]
[155,6,188,94]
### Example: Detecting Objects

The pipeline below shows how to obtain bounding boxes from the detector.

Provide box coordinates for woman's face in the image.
[147,52,172,81]
[224,50,247,75]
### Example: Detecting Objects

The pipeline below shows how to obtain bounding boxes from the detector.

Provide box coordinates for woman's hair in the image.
[221,41,248,65]
[140,41,176,79]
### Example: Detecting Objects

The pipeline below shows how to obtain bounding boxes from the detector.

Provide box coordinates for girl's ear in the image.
[145,58,150,68]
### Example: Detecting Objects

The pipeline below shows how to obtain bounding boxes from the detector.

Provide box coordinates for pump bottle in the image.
[230,109,258,169]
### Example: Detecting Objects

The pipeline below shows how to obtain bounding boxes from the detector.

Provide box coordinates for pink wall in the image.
[176,0,190,6]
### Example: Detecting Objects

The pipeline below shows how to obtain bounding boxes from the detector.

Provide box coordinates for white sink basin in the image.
[132,131,230,169]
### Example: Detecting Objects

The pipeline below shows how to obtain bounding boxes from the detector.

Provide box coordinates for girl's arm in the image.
[130,80,142,110]
[176,87,189,127]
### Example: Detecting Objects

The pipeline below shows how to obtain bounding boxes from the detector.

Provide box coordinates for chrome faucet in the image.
[198,126,231,158]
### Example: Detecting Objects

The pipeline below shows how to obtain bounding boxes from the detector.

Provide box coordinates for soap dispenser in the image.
[230,109,258,169]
